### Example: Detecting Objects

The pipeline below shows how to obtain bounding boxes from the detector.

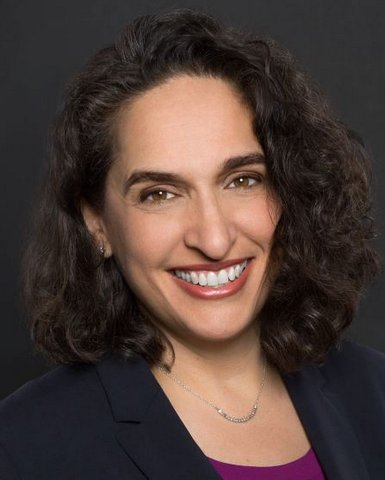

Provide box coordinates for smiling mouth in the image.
[171,258,250,288]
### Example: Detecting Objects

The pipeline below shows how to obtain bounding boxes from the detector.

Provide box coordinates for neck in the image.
[154,324,266,398]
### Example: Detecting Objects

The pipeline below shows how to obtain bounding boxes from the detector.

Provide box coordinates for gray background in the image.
[1,0,384,399]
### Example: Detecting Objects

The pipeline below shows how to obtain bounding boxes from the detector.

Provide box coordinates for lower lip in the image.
[169,259,253,300]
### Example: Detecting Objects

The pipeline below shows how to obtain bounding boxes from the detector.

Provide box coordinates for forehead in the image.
[112,75,262,177]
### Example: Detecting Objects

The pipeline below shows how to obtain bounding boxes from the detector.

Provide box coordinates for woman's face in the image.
[84,75,281,347]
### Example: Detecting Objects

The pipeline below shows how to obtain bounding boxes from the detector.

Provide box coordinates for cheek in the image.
[109,208,181,268]
[236,199,280,246]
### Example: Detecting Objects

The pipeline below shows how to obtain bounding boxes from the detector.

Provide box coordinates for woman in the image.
[0,8,384,480]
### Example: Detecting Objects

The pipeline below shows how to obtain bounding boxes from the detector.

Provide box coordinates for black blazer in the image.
[0,340,384,479]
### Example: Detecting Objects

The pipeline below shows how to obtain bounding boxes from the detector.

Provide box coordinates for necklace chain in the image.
[157,356,267,423]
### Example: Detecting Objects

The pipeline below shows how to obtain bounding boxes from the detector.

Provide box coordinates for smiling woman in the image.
[0,8,384,480]
[81,74,280,345]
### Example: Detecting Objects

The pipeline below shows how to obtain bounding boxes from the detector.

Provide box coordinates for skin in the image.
[85,72,279,348]
[82,75,314,465]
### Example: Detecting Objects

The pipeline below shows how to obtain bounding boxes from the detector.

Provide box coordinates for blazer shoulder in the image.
[319,339,385,391]
[324,339,385,368]
[0,362,100,433]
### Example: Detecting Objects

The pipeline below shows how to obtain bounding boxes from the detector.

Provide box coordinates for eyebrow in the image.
[122,152,266,196]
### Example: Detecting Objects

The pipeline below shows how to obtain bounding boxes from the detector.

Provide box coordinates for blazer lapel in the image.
[282,364,370,480]
[96,353,221,480]
[96,351,370,479]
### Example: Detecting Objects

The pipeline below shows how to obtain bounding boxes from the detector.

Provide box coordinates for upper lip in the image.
[170,257,252,272]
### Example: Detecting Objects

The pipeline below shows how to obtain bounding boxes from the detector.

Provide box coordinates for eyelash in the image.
[228,174,263,190]
[138,174,264,205]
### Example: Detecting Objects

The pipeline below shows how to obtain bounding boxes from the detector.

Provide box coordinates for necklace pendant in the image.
[216,404,258,423]
[158,358,267,425]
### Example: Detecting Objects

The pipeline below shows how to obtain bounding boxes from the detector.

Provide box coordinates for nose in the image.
[183,193,236,260]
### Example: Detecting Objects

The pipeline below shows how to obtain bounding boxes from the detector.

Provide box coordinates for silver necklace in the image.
[157,357,267,424]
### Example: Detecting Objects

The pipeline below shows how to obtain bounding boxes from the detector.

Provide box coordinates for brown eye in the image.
[228,175,261,189]
[140,189,175,203]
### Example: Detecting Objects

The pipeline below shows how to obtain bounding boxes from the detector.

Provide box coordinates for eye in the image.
[227,174,262,189]
[139,189,176,204]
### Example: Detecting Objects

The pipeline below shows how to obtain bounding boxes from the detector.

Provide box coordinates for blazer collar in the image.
[96,352,370,480]
[282,363,371,480]
[96,352,221,479]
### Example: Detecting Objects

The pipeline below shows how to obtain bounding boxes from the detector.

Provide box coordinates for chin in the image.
[182,320,256,345]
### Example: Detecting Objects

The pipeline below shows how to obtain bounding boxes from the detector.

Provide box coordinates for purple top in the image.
[207,447,326,480]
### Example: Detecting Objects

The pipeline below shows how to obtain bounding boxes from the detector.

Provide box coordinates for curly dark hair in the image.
[22,8,380,373]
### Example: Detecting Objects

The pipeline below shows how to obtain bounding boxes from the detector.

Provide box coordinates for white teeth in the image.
[228,266,235,281]
[190,271,199,284]
[174,259,249,288]
[217,269,228,285]
[207,272,218,287]
[234,264,241,278]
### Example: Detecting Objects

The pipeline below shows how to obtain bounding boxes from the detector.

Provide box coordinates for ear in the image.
[80,199,112,258]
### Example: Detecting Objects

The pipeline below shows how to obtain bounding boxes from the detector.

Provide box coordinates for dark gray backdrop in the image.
[1,0,384,399]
